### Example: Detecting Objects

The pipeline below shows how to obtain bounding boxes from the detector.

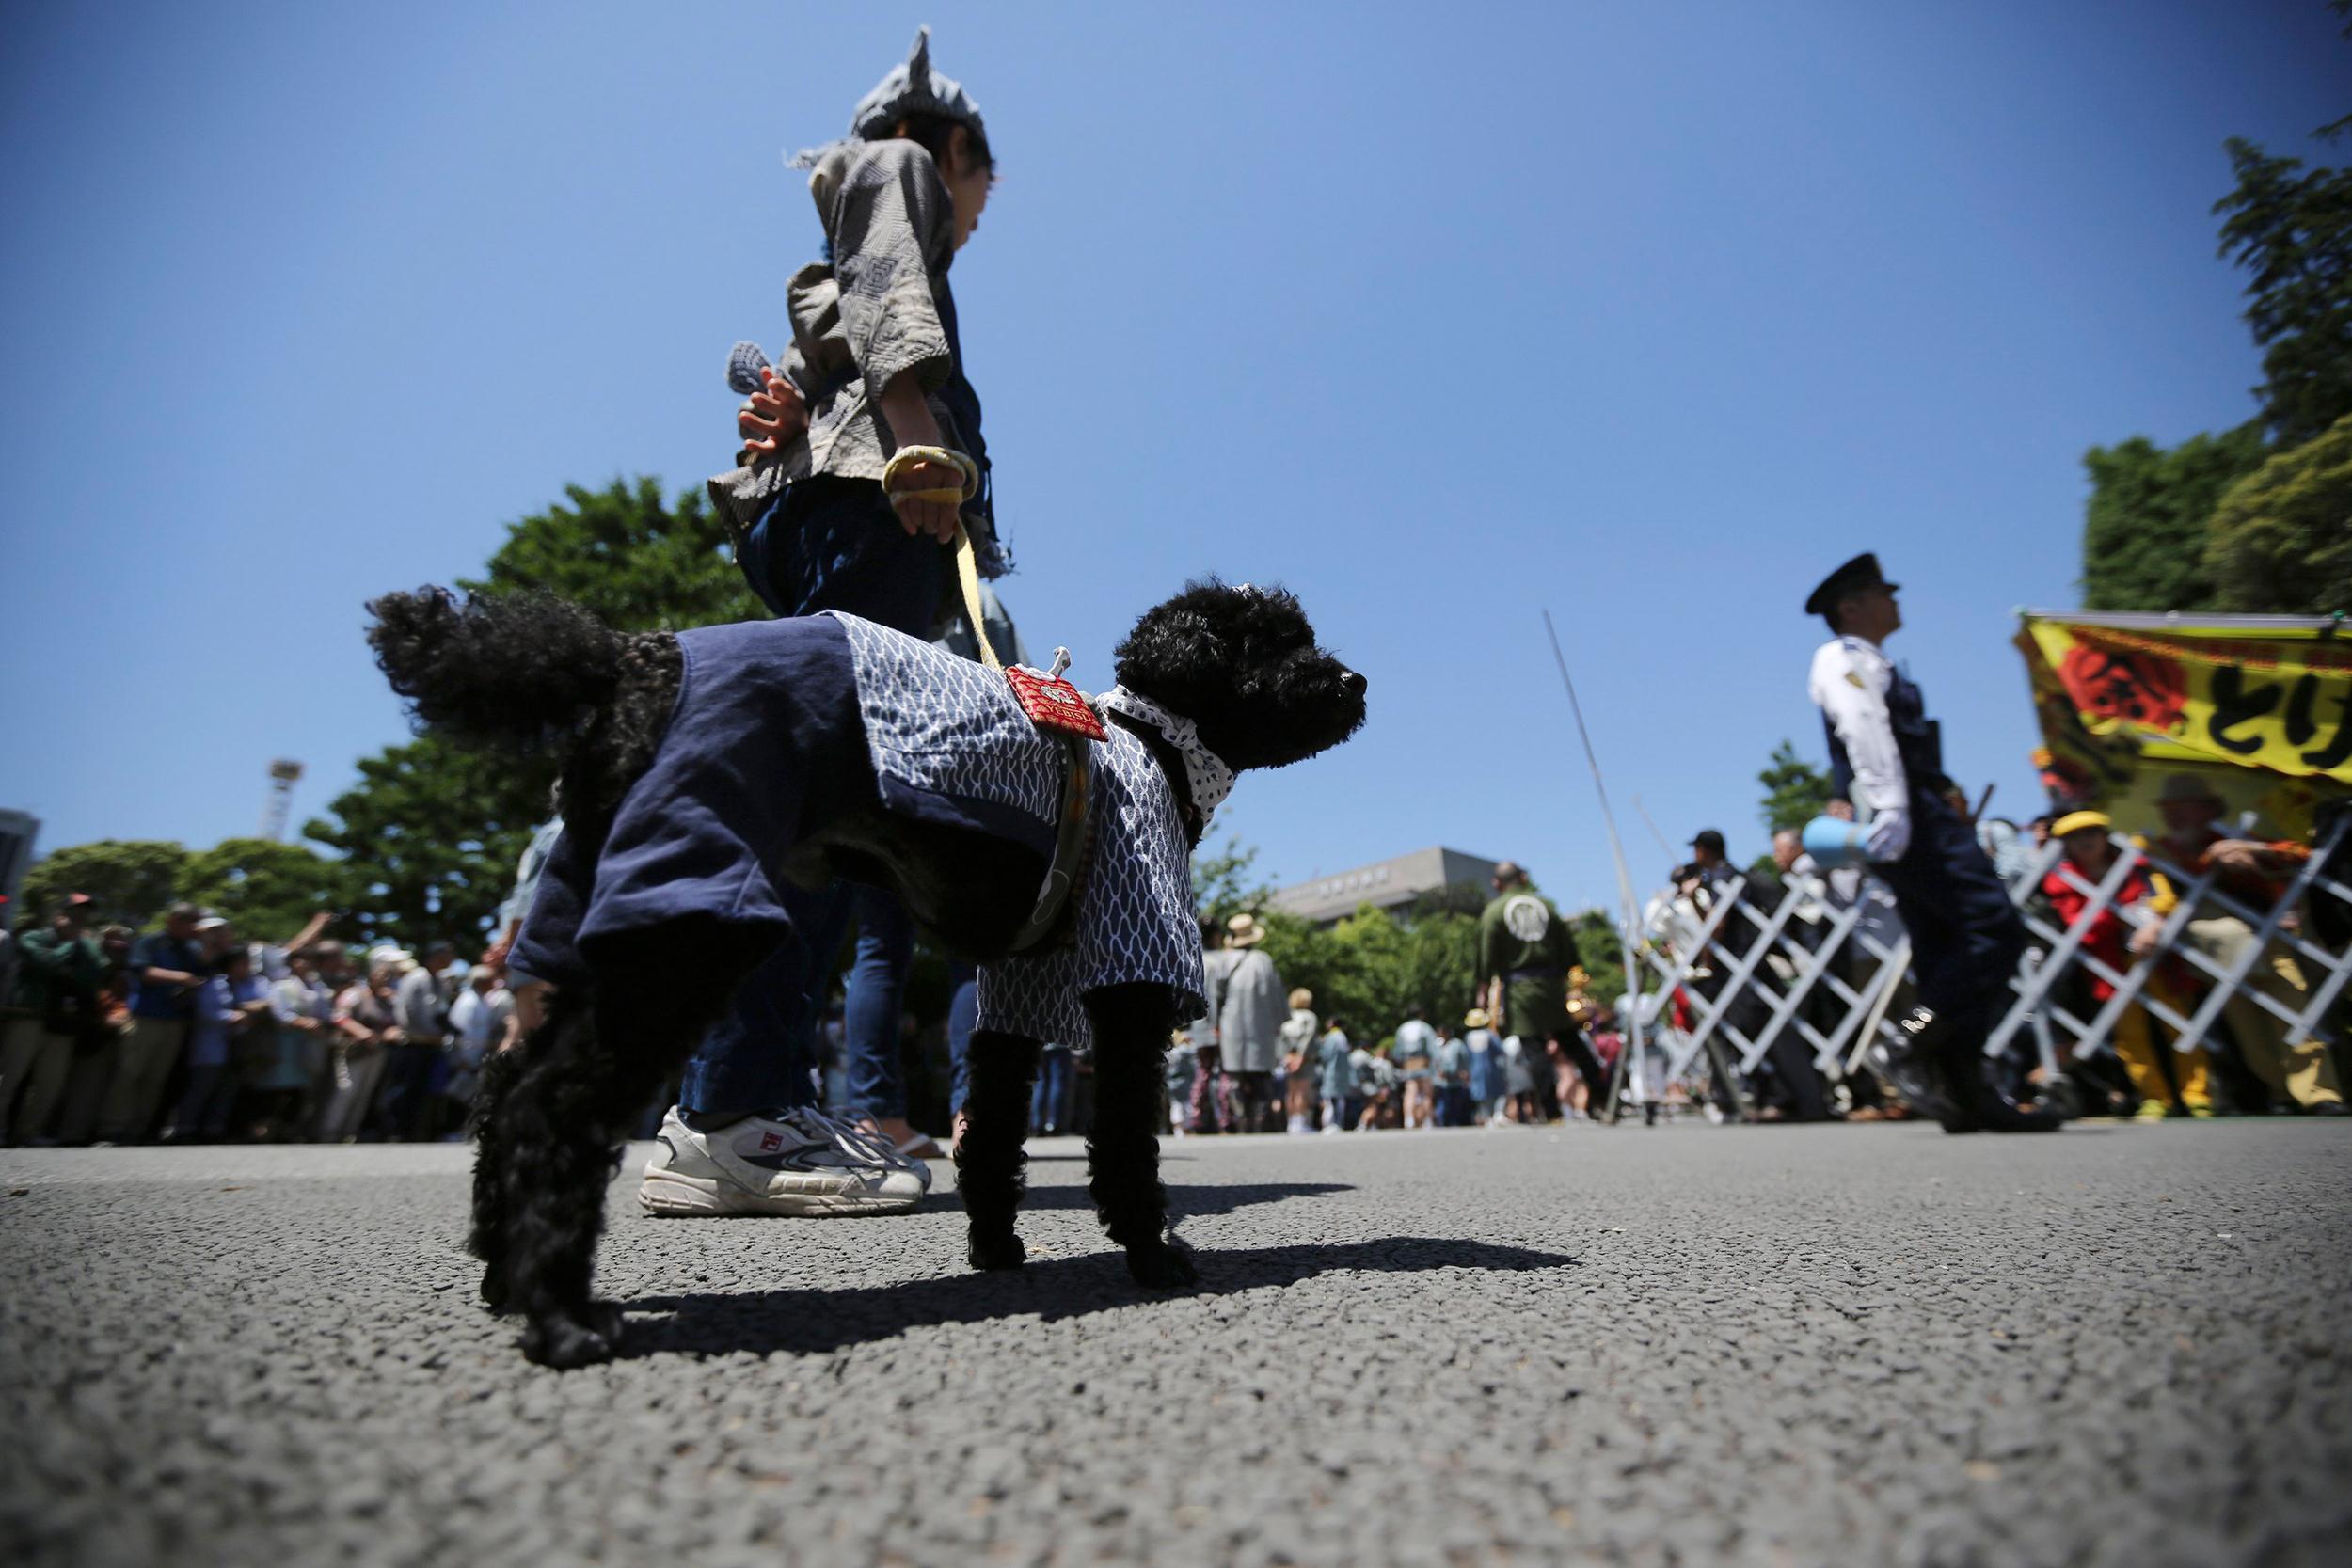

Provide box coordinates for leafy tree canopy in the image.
[2204,414,2352,614]
[2079,423,2270,612]
[179,838,357,947]
[1190,836,1272,930]
[1253,904,1479,1048]
[18,836,351,942]
[307,479,760,947]
[461,477,763,630]
[2216,131,2352,446]
[1756,738,1835,834]
[18,840,191,931]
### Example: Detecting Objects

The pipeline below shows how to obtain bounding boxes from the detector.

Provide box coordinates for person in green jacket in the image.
[1476,863,1608,1120]
[2,892,109,1143]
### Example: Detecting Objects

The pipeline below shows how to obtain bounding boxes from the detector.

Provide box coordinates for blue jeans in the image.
[946,963,977,1115]
[782,880,916,1119]
[680,478,950,1118]
[677,888,831,1116]
[1032,1045,1074,1133]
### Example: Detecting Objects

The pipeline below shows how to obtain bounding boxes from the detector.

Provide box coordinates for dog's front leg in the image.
[957,1030,1040,1270]
[1082,983,1197,1289]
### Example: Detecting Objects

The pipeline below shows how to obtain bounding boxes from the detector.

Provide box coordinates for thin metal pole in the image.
[1541,610,1643,933]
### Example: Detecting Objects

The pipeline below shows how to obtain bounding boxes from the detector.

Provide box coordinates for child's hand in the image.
[737,368,807,460]
[884,461,966,543]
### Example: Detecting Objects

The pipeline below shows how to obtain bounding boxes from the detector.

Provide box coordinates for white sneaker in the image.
[639,1107,929,1216]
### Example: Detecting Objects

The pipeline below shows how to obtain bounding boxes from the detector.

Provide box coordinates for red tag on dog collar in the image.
[1006,666,1107,741]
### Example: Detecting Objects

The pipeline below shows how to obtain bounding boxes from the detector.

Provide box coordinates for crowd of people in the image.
[1637,774,2350,1125]
[7,774,2344,1150]
[0,901,515,1148]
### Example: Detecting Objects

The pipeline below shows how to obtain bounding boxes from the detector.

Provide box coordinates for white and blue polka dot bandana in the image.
[1091,686,1233,828]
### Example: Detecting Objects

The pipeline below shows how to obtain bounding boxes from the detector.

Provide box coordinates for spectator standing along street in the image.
[2145,773,2343,1114]
[101,904,208,1143]
[318,954,405,1143]
[1280,989,1319,1134]
[2044,813,2212,1119]
[2,894,107,1144]
[384,941,457,1140]
[1477,863,1606,1122]
[1186,915,1240,1135]
[1316,1017,1353,1134]
[1393,1007,1438,1130]
[1214,914,1287,1134]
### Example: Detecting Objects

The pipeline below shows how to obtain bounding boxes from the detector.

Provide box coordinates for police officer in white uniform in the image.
[1804,553,2058,1133]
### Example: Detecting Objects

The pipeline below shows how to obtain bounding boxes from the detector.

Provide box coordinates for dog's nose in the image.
[1343,669,1367,696]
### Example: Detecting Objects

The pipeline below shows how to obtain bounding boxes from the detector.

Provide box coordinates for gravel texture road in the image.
[4,1119,2347,1568]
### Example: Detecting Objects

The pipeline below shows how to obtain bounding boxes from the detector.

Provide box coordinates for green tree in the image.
[307,478,760,945]
[1756,738,1835,833]
[1190,836,1272,929]
[1252,903,1480,1045]
[179,838,356,945]
[18,840,191,930]
[2215,131,2352,446]
[2204,415,2352,614]
[304,736,549,949]
[2079,423,2270,611]
[459,477,763,629]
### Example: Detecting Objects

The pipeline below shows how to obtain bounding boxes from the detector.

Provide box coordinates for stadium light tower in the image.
[262,759,304,842]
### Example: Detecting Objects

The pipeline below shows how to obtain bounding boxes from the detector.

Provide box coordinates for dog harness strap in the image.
[1009,731,1093,952]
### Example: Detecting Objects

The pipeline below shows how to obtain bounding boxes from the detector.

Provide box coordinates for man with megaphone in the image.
[1802,554,2059,1133]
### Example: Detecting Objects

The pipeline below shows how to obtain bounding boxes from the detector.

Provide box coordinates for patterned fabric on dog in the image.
[831,612,1205,1048]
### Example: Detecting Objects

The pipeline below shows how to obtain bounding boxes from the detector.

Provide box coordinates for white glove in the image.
[1866,808,1911,863]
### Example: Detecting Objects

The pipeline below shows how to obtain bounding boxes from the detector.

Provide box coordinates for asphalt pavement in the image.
[4,1118,2348,1568]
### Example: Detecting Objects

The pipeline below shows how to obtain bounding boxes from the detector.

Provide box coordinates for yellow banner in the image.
[2021,620,2352,781]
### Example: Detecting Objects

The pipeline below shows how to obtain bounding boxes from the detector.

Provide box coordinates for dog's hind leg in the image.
[956,1031,1041,1270]
[1080,984,1198,1289]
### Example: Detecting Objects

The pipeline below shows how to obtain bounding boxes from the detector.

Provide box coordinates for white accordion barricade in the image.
[1606,812,2352,1120]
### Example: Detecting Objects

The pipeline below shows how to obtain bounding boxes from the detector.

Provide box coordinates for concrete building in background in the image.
[1268,847,1500,926]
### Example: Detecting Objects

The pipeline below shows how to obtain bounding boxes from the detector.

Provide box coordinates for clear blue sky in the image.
[2,1,2343,919]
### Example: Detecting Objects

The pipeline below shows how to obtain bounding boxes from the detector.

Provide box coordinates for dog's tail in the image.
[366,586,623,750]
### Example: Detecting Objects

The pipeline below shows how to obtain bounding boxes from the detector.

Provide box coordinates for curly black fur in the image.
[367,587,623,743]
[364,587,682,832]
[556,634,683,830]
[481,919,764,1368]
[955,1032,1041,1270]
[1114,578,1367,771]
[1080,984,1198,1288]
[378,576,1362,1364]
[468,1045,527,1311]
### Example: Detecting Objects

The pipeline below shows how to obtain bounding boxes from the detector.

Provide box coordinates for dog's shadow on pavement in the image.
[618,1235,1577,1360]
[1019,1180,1355,1218]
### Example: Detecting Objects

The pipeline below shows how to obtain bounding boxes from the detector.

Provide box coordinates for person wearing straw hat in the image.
[1804,552,2058,1132]
[642,28,1008,1219]
[1213,912,1288,1134]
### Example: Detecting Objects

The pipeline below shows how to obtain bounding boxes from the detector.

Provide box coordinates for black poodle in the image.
[367,581,1367,1366]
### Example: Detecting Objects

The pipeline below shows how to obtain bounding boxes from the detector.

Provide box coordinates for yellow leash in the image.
[882,444,1002,672]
